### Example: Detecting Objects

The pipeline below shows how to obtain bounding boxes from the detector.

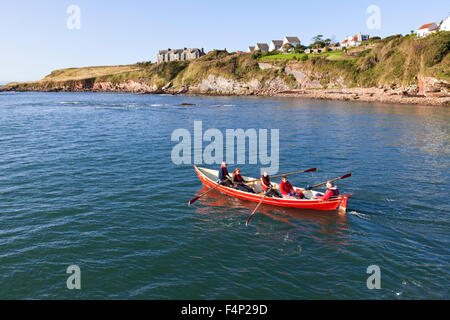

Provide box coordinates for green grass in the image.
[259,50,353,62]
[259,53,307,61]
[42,65,141,82]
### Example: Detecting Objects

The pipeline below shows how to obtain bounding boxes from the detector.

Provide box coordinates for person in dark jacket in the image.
[231,168,256,193]
[260,171,282,198]
[218,162,233,187]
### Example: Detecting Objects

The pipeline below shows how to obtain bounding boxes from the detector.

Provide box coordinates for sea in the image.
[0,91,448,299]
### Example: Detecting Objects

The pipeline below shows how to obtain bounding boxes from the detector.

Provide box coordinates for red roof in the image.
[418,22,437,30]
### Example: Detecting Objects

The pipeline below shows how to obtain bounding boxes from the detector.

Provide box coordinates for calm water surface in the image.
[0,92,448,299]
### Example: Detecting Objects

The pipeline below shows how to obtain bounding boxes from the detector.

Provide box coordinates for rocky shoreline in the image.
[2,78,449,106]
[276,87,450,106]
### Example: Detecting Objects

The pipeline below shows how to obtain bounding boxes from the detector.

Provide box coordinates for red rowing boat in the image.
[194,166,351,214]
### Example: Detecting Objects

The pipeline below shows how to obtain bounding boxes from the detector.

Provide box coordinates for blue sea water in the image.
[0,91,448,299]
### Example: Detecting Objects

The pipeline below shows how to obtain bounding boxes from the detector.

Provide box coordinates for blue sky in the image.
[0,0,448,82]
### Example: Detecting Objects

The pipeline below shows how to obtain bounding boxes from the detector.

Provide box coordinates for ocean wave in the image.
[58,101,85,105]
[348,211,371,221]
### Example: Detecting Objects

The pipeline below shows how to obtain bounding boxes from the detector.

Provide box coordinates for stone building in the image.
[157,48,205,64]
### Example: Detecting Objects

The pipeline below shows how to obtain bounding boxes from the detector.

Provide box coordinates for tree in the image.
[282,43,294,52]
[312,35,324,43]
[294,43,304,54]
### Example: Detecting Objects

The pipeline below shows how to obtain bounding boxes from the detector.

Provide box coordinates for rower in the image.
[279,176,304,199]
[260,171,282,198]
[315,182,339,201]
[218,162,233,187]
[231,168,256,193]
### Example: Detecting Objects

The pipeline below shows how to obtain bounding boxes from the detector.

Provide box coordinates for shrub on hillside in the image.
[422,33,450,67]
[156,61,189,81]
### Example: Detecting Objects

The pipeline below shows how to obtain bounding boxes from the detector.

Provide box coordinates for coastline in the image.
[1,85,448,106]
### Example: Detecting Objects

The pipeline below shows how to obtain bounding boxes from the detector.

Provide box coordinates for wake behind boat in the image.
[193,166,351,214]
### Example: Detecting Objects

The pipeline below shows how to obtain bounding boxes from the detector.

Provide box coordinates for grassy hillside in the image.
[286,32,449,88]
[3,32,449,92]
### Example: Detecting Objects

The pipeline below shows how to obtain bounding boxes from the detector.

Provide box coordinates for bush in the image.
[422,33,450,67]
[251,51,262,59]
[156,61,189,81]
[137,61,153,67]
[358,49,372,57]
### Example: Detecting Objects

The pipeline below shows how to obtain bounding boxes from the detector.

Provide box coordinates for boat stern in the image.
[338,194,351,215]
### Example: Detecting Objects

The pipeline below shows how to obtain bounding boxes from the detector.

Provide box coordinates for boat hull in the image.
[194,166,350,213]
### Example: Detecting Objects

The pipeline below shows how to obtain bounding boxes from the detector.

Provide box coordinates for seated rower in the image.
[218,162,233,187]
[279,176,304,199]
[315,182,339,201]
[231,168,256,193]
[260,171,282,198]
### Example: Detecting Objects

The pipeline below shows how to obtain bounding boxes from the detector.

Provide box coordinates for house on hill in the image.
[255,43,269,52]
[341,32,370,47]
[417,22,439,37]
[157,48,205,64]
[282,36,301,51]
[439,17,450,31]
[269,40,283,51]
[248,46,255,53]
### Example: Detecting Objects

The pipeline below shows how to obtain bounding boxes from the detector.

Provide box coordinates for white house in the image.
[248,46,255,53]
[440,16,450,31]
[269,40,283,51]
[282,36,301,51]
[255,43,269,52]
[341,32,370,47]
[417,22,439,37]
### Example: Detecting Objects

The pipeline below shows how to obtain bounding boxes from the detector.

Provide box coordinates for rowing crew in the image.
[218,162,339,201]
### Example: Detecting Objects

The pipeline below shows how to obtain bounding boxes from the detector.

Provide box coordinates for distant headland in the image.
[2,32,449,106]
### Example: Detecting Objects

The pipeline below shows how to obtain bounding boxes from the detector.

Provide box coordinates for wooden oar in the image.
[306,173,352,190]
[246,188,271,226]
[245,168,317,184]
[188,177,230,206]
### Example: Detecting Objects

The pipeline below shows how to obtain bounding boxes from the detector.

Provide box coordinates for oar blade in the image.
[304,168,317,173]
[340,173,352,180]
[246,193,267,226]
[188,196,200,206]
[246,214,254,227]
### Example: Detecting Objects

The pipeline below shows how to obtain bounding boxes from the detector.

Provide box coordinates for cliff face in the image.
[2,33,449,105]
